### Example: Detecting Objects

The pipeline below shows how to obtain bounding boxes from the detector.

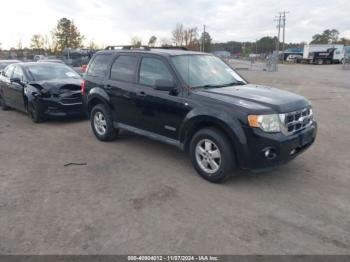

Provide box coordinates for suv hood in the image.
[195,84,310,113]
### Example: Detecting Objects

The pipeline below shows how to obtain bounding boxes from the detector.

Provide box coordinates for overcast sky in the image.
[0,0,349,49]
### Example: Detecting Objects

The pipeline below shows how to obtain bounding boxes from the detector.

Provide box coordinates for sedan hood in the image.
[195,84,310,113]
[29,78,82,94]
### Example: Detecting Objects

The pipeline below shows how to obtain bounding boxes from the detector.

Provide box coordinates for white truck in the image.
[302,44,345,64]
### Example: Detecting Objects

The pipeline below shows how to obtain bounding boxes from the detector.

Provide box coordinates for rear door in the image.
[104,54,140,126]
[0,65,15,106]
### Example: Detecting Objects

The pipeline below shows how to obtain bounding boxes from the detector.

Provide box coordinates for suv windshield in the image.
[171,55,246,88]
[27,64,81,81]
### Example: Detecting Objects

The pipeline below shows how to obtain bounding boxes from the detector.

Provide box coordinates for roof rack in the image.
[105,45,150,50]
[153,46,188,51]
[105,45,189,51]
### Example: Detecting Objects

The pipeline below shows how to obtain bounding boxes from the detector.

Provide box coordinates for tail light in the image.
[81,80,86,95]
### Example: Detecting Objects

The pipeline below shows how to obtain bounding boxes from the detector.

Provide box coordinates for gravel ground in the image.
[0,62,349,254]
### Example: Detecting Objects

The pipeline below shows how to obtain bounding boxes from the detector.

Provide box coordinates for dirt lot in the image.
[0,63,350,254]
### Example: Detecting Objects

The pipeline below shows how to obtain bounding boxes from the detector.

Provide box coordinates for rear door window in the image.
[110,55,138,82]
[87,54,114,77]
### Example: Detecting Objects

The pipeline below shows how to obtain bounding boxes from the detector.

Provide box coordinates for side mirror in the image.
[10,77,22,84]
[155,79,175,92]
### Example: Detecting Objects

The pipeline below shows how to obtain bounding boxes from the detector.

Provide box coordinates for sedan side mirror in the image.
[154,79,175,92]
[10,77,22,85]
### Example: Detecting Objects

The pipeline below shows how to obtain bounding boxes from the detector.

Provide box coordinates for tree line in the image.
[1,19,349,57]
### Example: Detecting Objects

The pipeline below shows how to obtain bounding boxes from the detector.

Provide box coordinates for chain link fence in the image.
[265,51,279,72]
[342,55,350,70]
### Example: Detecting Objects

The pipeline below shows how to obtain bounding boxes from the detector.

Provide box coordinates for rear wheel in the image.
[0,95,10,110]
[90,104,117,141]
[190,127,235,183]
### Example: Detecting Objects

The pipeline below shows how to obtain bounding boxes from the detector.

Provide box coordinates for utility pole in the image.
[275,13,282,56]
[201,24,206,53]
[281,11,289,63]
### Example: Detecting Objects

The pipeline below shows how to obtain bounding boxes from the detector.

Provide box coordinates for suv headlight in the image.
[248,114,281,133]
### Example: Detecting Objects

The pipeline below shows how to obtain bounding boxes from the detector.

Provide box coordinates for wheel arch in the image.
[180,115,247,167]
[87,93,111,117]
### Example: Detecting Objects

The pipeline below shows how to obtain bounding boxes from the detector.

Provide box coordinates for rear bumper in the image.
[238,122,317,170]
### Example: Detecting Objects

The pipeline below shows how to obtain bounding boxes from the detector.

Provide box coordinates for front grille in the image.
[282,107,313,134]
[60,93,82,105]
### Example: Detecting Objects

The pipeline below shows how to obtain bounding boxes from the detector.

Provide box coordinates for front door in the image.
[134,56,189,140]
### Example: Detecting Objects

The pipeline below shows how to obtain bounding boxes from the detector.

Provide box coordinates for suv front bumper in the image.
[239,121,317,170]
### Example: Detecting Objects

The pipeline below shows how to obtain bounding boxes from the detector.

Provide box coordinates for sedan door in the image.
[8,65,27,111]
[0,65,15,107]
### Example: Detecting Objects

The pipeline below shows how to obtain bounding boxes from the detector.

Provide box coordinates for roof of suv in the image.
[96,48,207,57]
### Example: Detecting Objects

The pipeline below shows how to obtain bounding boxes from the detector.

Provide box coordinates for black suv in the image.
[82,47,317,182]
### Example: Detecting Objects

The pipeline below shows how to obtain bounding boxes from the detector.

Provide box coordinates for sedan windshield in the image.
[27,64,81,81]
[171,55,246,88]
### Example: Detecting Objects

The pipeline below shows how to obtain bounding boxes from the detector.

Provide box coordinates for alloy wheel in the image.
[195,139,221,174]
[94,111,107,136]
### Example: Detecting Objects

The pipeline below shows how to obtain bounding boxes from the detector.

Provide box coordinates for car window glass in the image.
[110,55,138,82]
[12,66,26,82]
[139,58,173,86]
[4,65,15,78]
[87,54,114,77]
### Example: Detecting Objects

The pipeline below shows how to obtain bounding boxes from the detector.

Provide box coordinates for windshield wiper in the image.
[193,81,246,89]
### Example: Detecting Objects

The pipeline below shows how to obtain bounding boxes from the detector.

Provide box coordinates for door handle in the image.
[138,91,146,97]
[105,84,112,90]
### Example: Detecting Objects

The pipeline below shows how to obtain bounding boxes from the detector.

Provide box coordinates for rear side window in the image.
[110,55,138,82]
[4,65,15,78]
[87,54,114,77]
[139,57,173,86]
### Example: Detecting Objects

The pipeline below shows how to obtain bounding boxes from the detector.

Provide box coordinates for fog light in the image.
[263,147,277,160]
[290,149,296,156]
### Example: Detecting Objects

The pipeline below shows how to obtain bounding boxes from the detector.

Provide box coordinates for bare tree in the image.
[30,34,44,49]
[172,24,184,46]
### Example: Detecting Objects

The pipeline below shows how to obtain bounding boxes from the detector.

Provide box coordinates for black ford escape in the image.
[82,47,317,182]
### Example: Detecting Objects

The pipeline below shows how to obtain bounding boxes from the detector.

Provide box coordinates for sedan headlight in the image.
[248,114,281,133]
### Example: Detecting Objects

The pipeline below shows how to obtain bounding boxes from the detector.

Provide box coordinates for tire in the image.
[29,102,44,123]
[90,104,116,141]
[317,59,324,65]
[189,127,235,183]
[0,95,10,111]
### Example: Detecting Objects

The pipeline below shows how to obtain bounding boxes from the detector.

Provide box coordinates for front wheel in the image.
[90,104,117,141]
[29,102,44,123]
[189,128,235,183]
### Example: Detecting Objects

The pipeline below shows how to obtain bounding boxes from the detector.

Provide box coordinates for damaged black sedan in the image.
[0,62,83,122]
